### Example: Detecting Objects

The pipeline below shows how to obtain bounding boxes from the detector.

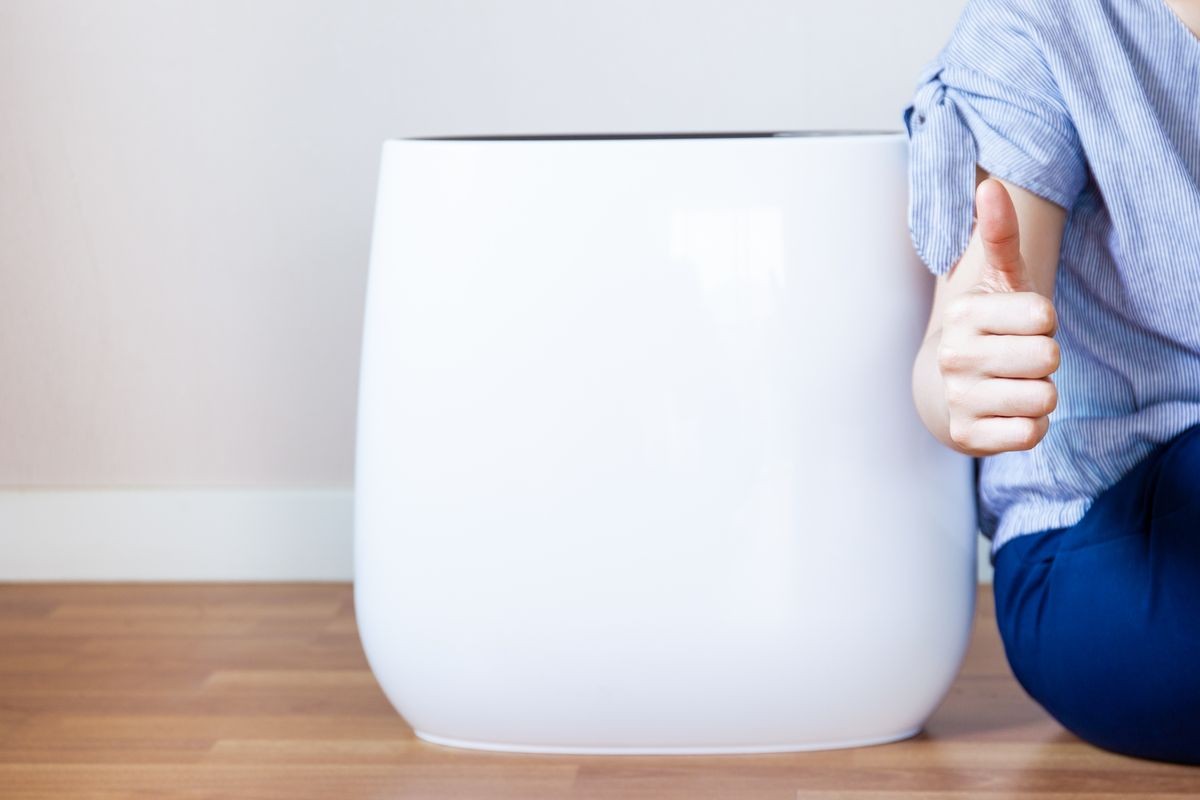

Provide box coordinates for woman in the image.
[905,0,1200,764]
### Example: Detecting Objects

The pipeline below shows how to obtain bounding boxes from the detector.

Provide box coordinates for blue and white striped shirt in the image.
[902,0,1200,558]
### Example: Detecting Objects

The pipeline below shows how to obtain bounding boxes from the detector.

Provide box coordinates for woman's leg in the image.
[992,422,1200,765]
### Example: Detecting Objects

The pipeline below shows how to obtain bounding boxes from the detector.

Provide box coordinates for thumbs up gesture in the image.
[935,179,1060,456]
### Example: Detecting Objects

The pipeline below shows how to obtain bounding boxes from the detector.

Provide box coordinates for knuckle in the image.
[944,296,974,326]
[1024,337,1056,373]
[1038,382,1059,415]
[936,342,963,372]
[944,379,970,408]
[1014,417,1044,450]
[1019,423,1039,449]
[948,419,973,448]
[1029,296,1057,331]
[1040,338,1061,371]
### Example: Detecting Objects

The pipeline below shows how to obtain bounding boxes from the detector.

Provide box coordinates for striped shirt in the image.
[902,0,1200,559]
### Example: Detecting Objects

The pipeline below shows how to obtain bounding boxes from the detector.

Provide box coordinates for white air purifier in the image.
[354,131,976,754]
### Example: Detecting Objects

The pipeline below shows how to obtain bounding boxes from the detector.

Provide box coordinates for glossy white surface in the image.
[355,133,976,754]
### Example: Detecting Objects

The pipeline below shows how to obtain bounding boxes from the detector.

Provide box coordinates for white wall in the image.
[0,0,972,578]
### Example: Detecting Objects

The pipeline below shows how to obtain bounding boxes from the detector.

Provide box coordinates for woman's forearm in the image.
[910,178,1067,458]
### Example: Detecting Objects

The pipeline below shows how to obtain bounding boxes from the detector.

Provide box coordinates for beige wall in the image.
[0,0,963,488]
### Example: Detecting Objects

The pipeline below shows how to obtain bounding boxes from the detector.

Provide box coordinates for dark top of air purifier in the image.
[407,131,899,141]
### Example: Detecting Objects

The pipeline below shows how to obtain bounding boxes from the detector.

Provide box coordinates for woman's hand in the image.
[934,179,1060,455]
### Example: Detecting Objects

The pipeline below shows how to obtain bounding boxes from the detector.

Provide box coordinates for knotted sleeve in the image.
[902,0,1088,276]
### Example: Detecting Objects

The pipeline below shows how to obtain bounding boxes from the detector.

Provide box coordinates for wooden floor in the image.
[1,585,1198,799]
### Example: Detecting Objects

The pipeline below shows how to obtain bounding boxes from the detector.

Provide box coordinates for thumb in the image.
[976,178,1033,292]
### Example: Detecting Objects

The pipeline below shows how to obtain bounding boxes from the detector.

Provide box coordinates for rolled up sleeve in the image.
[902,0,1089,276]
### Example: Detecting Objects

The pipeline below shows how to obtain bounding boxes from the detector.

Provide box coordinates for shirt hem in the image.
[989,495,1096,559]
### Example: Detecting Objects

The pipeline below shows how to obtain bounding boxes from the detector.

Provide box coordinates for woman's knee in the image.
[998,594,1200,765]
[1041,677,1200,765]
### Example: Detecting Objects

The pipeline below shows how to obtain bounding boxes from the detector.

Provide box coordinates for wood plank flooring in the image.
[0,583,1197,799]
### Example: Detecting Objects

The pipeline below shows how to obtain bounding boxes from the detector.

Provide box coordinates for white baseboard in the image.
[0,488,353,581]
[977,535,994,584]
[0,488,995,584]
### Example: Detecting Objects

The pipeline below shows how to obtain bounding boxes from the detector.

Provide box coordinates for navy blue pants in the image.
[992,422,1200,765]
